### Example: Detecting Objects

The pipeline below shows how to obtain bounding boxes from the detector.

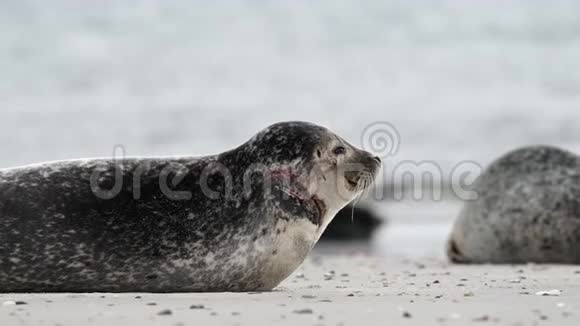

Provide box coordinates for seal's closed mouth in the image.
[345,168,378,191]
[346,178,359,188]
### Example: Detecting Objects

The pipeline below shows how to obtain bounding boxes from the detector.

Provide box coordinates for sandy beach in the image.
[1,0,580,325]
[2,247,579,326]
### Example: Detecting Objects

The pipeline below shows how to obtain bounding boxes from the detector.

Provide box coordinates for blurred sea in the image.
[1,0,580,258]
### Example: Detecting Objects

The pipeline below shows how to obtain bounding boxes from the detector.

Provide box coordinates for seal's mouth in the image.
[344,168,379,191]
[346,178,359,188]
[344,154,381,192]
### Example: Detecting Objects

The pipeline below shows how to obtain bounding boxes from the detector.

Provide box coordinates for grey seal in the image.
[0,121,381,292]
[447,145,580,264]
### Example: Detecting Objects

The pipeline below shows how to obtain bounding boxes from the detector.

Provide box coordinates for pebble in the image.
[190,305,205,309]
[157,309,173,316]
[536,290,562,296]
[323,272,334,280]
[473,315,489,322]
[293,309,313,314]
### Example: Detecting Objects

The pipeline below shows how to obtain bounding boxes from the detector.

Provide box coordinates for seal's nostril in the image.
[373,156,382,164]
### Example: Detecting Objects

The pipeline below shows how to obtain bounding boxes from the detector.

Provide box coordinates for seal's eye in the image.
[333,146,346,155]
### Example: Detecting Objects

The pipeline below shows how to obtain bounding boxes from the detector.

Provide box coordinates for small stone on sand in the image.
[190,304,205,309]
[536,290,562,296]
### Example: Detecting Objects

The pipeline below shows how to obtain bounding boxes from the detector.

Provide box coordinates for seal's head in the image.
[245,121,381,227]
[209,121,383,291]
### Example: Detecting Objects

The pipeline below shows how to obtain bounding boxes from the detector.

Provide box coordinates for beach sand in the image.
[2,247,579,326]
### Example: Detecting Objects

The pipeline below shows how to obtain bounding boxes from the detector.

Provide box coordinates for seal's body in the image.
[0,122,380,292]
[447,146,580,264]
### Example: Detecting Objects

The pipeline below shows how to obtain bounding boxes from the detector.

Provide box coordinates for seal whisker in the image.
[349,169,375,222]
[350,191,364,223]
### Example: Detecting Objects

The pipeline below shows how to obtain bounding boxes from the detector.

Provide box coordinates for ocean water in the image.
[1,0,580,257]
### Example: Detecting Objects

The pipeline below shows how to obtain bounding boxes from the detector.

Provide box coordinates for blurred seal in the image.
[0,121,380,292]
[447,145,580,264]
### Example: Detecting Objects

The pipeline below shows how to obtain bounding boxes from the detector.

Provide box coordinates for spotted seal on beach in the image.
[0,121,380,292]
[447,145,580,264]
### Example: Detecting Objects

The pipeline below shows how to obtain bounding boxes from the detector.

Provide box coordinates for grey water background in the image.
[1,0,580,258]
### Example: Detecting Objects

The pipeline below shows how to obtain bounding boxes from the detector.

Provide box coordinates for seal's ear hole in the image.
[316,150,322,158]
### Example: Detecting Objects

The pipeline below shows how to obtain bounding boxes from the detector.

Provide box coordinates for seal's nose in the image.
[373,156,382,165]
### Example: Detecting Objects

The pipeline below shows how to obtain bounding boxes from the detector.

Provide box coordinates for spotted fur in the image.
[0,121,379,292]
[447,145,580,264]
